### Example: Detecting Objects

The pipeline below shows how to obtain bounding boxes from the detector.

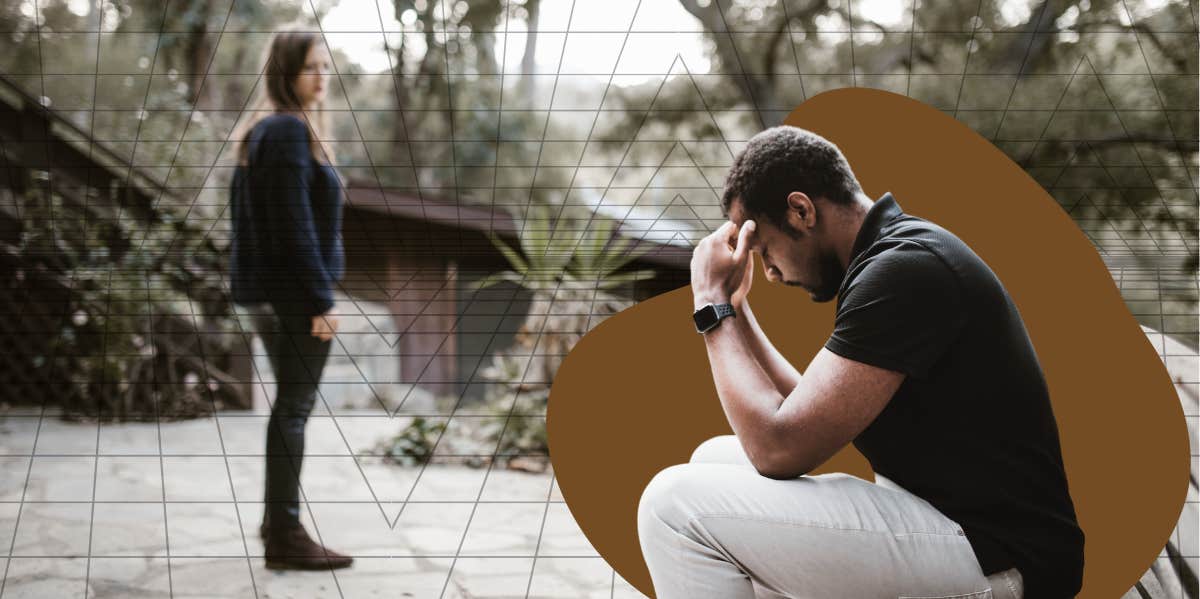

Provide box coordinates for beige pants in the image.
[637,435,1025,599]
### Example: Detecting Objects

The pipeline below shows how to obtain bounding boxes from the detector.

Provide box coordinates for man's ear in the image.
[785,191,816,232]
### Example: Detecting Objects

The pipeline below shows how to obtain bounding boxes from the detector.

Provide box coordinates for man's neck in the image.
[834,192,877,271]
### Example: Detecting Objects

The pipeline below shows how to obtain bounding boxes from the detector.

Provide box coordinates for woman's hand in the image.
[311,306,338,342]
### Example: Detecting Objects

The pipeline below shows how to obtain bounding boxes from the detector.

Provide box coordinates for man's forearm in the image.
[701,311,791,475]
[735,300,802,396]
[688,220,815,477]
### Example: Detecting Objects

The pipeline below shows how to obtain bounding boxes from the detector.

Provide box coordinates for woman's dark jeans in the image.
[249,302,333,531]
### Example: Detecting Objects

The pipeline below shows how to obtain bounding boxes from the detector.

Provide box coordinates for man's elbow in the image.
[746,444,812,480]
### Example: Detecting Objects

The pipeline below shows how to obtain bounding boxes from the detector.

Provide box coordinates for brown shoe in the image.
[264,524,353,570]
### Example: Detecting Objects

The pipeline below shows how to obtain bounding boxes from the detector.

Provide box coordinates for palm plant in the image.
[381,203,657,470]
[472,203,657,386]
[475,204,658,469]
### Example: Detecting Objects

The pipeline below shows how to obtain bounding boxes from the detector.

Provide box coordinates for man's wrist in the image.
[692,301,737,334]
[693,291,728,311]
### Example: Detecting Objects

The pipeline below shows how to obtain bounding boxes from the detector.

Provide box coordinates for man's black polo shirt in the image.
[824,192,1084,598]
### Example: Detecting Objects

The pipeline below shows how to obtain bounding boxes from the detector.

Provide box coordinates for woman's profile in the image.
[228,27,352,570]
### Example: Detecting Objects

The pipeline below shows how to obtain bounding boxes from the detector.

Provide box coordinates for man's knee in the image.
[689,434,751,466]
[637,463,711,538]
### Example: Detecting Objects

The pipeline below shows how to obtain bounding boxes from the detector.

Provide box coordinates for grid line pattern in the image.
[0,0,1194,597]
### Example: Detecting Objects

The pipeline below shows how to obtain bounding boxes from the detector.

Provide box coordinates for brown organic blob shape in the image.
[546,88,1189,598]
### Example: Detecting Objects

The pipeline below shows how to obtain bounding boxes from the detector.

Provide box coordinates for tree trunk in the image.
[227,43,246,114]
[999,0,1068,78]
[186,6,215,110]
[392,35,409,148]
[521,0,540,77]
[475,31,498,75]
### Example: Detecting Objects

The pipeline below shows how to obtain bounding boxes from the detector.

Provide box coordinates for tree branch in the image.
[1075,18,1190,73]
[678,0,829,123]
[1000,0,1070,78]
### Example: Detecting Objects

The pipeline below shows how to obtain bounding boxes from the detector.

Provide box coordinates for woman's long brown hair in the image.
[230,25,339,170]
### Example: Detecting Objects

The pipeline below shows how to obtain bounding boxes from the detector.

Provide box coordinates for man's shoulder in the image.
[839,218,975,311]
[848,214,1011,320]
[870,215,986,276]
[858,226,956,278]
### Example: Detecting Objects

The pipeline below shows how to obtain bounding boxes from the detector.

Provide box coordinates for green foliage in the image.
[567,214,662,290]
[12,172,243,420]
[366,416,447,467]
[472,205,656,458]
[471,203,658,293]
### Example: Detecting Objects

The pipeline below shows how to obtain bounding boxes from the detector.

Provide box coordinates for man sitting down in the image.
[636,126,1084,599]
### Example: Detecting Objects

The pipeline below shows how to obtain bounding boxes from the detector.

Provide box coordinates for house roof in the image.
[343,178,691,271]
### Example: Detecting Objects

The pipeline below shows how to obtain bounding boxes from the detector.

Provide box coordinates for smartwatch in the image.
[693,302,736,334]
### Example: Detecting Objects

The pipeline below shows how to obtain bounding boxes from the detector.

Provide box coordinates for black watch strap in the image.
[713,303,735,320]
[693,302,737,333]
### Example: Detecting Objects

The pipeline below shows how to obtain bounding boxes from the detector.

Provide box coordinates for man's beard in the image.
[776,223,845,302]
[804,249,846,303]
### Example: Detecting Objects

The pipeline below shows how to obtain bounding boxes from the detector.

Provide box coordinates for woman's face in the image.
[293,42,332,108]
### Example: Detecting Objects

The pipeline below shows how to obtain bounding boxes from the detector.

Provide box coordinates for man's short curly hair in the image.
[721,126,863,231]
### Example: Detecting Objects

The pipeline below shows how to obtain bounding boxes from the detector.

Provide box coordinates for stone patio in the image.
[0,412,647,598]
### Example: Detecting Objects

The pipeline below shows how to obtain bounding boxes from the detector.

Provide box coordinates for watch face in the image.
[693,304,719,332]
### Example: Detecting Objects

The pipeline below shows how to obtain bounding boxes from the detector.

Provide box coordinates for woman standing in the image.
[228,28,351,570]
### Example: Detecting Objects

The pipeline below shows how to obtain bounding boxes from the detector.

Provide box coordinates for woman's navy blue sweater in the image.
[229,113,344,317]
